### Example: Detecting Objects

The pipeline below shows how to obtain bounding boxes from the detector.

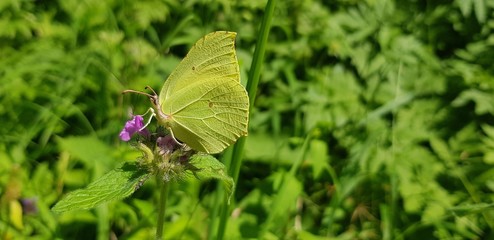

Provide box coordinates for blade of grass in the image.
[213,0,277,239]
[386,61,403,240]
[231,0,276,191]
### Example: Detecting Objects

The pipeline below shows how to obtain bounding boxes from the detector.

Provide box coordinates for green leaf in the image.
[298,230,336,240]
[52,162,149,213]
[57,136,114,168]
[452,89,494,115]
[430,137,453,162]
[473,0,486,23]
[448,203,494,216]
[188,154,234,202]
[456,0,473,17]
[262,171,302,236]
[308,139,330,179]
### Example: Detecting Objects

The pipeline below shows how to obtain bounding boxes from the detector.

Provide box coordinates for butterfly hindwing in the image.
[164,77,248,153]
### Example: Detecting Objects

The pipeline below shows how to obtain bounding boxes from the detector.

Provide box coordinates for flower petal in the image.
[119,130,131,141]
[119,115,147,141]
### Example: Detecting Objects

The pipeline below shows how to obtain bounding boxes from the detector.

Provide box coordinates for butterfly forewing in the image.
[160,31,240,101]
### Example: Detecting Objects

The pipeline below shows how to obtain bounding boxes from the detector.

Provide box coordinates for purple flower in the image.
[157,135,178,155]
[119,115,150,141]
[21,197,38,215]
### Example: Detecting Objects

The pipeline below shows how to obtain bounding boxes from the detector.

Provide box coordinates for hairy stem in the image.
[156,179,169,240]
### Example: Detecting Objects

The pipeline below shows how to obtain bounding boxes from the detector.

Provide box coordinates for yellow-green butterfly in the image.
[124,31,249,154]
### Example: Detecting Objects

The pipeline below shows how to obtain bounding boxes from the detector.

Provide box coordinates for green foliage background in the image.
[1,0,494,239]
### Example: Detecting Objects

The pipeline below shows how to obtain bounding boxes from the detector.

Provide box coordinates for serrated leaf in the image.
[52,162,149,213]
[430,137,453,161]
[452,89,494,115]
[188,154,234,202]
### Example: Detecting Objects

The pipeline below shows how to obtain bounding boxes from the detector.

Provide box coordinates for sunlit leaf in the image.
[188,154,235,202]
[52,162,149,213]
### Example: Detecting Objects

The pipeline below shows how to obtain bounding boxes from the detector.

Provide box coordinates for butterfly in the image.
[124,31,249,154]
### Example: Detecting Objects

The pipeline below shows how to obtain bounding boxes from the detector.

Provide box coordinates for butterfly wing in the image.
[159,31,249,153]
[160,31,240,100]
[164,78,248,153]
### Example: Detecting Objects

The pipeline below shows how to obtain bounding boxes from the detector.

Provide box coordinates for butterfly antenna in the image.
[144,86,159,96]
[122,89,154,98]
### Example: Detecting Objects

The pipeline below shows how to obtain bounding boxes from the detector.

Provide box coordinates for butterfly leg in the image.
[139,108,156,131]
[167,128,186,148]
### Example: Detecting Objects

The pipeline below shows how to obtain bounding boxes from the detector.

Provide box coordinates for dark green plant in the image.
[2,0,494,239]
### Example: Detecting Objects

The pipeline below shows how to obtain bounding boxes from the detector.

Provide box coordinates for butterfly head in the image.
[122,86,170,124]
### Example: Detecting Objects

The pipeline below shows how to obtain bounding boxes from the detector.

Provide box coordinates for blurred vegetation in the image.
[1,0,494,239]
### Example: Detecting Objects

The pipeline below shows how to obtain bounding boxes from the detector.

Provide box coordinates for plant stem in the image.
[156,178,169,240]
[96,205,109,240]
[214,1,277,240]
